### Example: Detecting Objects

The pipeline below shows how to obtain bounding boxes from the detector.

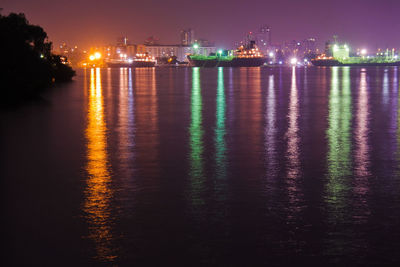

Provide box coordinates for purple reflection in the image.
[353,70,370,223]
[391,68,398,134]
[118,68,135,181]
[354,71,370,178]
[287,68,300,179]
[265,74,277,177]
[383,69,389,106]
[286,67,302,213]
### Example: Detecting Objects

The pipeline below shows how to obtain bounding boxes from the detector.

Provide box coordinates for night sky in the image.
[2,0,400,50]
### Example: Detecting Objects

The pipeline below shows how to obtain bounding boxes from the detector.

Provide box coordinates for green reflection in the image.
[326,67,352,216]
[215,67,227,180]
[190,67,204,205]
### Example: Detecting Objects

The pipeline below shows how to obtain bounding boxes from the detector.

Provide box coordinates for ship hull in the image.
[106,62,133,68]
[188,57,266,67]
[106,61,156,68]
[312,59,400,67]
[133,61,156,67]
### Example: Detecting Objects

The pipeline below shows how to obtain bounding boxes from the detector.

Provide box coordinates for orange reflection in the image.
[84,68,116,262]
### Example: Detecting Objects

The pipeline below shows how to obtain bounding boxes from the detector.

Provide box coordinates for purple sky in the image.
[2,0,400,50]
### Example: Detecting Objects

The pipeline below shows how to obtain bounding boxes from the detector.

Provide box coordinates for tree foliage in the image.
[0,12,75,104]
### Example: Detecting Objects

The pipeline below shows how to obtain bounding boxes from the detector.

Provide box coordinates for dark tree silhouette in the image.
[0,12,75,105]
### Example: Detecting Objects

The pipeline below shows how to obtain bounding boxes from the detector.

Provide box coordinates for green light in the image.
[189,67,204,206]
[326,67,352,221]
[193,43,199,49]
[215,67,226,180]
[218,49,223,54]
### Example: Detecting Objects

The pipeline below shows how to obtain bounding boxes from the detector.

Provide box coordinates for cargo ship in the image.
[188,41,266,67]
[311,44,400,66]
[105,53,156,67]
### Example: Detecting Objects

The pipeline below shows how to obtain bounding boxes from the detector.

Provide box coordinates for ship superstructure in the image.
[188,41,266,67]
[312,44,400,66]
[105,52,156,67]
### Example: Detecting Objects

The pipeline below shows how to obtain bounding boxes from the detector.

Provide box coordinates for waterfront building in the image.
[89,41,147,62]
[145,44,215,62]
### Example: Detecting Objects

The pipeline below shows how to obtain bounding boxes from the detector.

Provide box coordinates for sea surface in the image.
[2,66,400,266]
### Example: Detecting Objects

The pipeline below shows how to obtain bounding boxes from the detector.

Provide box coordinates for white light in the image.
[290,58,298,65]
[333,44,339,52]
[269,52,274,57]
[361,49,367,55]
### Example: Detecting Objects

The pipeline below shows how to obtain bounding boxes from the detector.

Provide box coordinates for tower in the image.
[257,25,271,53]
[180,28,194,46]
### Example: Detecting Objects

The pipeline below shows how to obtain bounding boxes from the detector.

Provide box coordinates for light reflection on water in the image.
[8,66,400,265]
[215,67,227,190]
[117,68,136,196]
[189,67,205,210]
[353,70,370,223]
[84,68,116,262]
[286,67,302,215]
[265,74,277,178]
[325,67,353,257]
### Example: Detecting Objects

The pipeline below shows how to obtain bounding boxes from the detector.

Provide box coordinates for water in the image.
[2,66,400,265]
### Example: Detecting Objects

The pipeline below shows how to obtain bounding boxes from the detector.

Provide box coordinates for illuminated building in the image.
[181,28,194,45]
[256,25,271,54]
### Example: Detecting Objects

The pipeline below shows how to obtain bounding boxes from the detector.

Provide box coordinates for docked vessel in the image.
[105,53,156,67]
[133,53,157,67]
[188,41,266,67]
[311,44,400,66]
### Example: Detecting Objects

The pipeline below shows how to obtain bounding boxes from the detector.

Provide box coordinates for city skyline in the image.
[2,0,400,50]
